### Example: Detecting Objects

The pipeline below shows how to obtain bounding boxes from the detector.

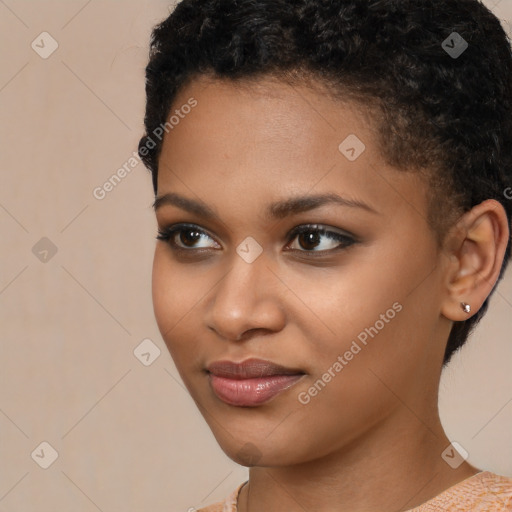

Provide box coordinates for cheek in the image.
[152,248,176,334]
[151,248,199,344]
[296,241,435,377]
[291,257,402,342]
[151,247,220,371]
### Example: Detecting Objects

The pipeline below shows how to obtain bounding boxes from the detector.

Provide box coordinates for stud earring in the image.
[461,302,471,314]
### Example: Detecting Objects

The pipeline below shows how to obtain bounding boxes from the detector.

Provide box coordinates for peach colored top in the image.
[196,471,512,511]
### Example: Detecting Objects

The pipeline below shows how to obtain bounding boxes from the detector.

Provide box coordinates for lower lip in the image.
[208,373,304,407]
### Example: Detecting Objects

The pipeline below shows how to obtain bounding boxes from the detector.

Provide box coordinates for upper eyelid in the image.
[289,224,355,238]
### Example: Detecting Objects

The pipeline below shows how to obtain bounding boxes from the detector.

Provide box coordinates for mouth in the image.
[206,358,306,407]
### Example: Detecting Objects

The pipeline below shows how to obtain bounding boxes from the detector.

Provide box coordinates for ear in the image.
[441,199,510,321]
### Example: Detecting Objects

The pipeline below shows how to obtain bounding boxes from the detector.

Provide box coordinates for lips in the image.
[207,358,304,379]
[206,358,306,407]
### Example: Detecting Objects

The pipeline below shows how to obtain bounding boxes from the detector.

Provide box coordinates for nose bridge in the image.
[207,248,283,340]
[218,249,270,312]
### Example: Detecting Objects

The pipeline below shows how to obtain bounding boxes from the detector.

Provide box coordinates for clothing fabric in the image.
[196,471,512,511]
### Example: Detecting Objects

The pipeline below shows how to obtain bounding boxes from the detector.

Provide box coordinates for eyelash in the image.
[156,223,356,257]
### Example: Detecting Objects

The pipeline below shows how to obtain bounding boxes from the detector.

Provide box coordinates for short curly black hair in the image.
[138,0,512,366]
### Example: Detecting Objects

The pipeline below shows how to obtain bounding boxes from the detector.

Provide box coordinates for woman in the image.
[138,0,512,510]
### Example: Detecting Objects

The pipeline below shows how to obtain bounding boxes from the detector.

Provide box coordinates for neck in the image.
[237,408,479,512]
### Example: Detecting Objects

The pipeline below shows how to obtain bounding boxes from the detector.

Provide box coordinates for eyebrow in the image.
[152,191,377,220]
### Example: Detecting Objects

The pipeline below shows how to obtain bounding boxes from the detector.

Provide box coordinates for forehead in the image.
[157,75,428,226]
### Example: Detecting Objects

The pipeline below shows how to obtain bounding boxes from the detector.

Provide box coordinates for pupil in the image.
[300,231,320,250]
[181,229,201,246]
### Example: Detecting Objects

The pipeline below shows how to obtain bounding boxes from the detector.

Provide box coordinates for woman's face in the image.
[152,75,453,466]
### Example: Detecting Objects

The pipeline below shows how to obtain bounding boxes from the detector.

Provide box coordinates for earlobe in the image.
[460,302,471,314]
[440,199,510,322]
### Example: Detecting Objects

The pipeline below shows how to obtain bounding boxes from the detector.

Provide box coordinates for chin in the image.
[209,424,310,468]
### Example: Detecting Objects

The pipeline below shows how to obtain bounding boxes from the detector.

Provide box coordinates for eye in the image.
[156,223,356,255]
[156,223,220,251]
[285,224,355,253]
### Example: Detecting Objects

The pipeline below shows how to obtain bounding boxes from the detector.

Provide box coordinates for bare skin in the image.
[151,75,509,512]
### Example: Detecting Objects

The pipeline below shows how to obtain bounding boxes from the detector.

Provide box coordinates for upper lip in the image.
[206,358,305,379]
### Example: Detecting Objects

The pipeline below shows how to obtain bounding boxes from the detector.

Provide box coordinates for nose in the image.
[204,250,286,342]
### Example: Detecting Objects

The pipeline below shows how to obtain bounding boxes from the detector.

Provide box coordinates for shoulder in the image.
[475,472,512,509]
[411,471,512,511]
[196,481,247,512]
[195,503,223,512]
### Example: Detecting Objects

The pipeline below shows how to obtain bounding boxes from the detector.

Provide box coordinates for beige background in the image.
[1,1,511,510]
